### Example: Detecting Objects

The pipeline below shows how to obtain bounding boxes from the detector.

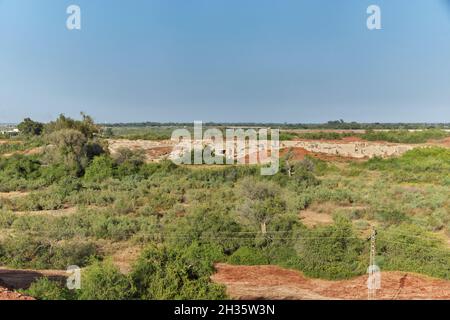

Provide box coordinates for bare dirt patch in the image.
[145,146,173,161]
[428,136,450,148]
[299,210,334,227]
[212,263,450,300]
[111,245,143,274]
[108,138,425,163]
[0,191,30,199]
[2,146,43,158]
[280,147,311,160]
[107,139,175,162]
[281,140,417,159]
[14,207,77,216]
[0,287,34,300]
[0,268,66,290]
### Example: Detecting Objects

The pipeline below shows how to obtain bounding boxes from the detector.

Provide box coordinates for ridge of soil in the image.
[212,263,450,300]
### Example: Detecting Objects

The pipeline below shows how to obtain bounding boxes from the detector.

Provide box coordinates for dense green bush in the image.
[377,224,450,279]
[228,247,269,265]
[23,278,73,300]
[77,260,135,300]
[364,147,450,183]
[131,244,226,300]
[84,155,114,182]
[295,215,366,279]
[0,235,98,269]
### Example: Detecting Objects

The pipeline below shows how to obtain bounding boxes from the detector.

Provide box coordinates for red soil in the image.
[212,263,450,300]
[0,287,34,300]
[145,146,173,161]
[280,147,360,162]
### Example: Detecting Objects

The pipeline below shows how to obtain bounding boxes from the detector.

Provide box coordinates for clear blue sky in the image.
[1,0,450,123]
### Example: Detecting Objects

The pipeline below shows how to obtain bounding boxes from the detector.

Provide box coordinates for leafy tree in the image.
[46,129,88,174]
[17,118,44,136]
[237,177,286,235]
[44,113,99,139]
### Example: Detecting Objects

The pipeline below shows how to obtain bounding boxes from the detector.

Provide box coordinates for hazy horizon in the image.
[1,0,450,123]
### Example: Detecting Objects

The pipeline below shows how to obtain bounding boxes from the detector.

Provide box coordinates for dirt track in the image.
[0,268,67,300]
[0,268,66,290]
[212,263,450,300]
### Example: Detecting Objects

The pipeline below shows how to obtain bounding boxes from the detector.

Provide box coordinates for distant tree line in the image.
[101,120,450,130]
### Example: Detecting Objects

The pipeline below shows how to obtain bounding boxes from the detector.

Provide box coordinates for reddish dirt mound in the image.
[429,136,450,147]
[145,146,173,161]
[280,147,360,162]
[280,147,312,160]
[212,263,450,300]
[0,287,34,300]
[341,136,365,142]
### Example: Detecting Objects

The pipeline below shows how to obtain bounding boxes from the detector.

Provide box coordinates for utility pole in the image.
[368,227,377,300]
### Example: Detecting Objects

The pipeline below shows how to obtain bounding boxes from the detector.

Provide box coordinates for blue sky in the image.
[1,0,450,123]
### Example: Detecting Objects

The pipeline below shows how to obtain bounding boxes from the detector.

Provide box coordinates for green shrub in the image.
[78,260,135,300]
[228,247,269,265]
[91,215,140,241]
[361,129,449,144]
[23,278,73,300]
[131,244,226,300]
[84,155,114,182]
[0,236,98,269]
[364,147,450,184]
[377,224,450,279]
[296,215,366,279]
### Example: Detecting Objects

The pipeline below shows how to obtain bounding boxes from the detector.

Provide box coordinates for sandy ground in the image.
[212,263,450,300]
[281,140,416,159]
[0,287,34,300]
[106,137,445,163]
[299,210,334,227]
[2,146,43,158]
[110,245,143,274]
[13,207,77,217]
[107,139,174,162]
[0,191,30,199]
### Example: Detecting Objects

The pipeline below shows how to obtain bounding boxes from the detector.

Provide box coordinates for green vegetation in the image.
[1,115,449,300]
[0,139,42,156]
[361,129,449,143]
[363,147,450,184]
[280,128,450,142]
[17,118,44,136]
